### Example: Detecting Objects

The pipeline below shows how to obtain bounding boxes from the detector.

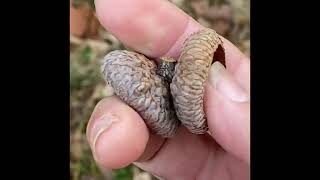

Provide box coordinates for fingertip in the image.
[204,86,250,164]
[94,0,189,57]
[86,97,150,169]
[95,115,149,169]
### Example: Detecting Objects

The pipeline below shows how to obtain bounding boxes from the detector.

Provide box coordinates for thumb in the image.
[205,61,250,164]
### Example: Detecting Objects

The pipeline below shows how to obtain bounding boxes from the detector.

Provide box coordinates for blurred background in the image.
[70,0,250,179]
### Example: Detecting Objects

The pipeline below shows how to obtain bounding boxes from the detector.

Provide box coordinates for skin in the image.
[86,0,250,179]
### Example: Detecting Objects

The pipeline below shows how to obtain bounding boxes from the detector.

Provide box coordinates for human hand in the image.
[86,0,250,179]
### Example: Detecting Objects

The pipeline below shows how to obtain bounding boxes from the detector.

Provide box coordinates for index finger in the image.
[95,0,249,71]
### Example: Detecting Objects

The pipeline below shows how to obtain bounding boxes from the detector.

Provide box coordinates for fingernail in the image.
[89,113,118,154]
[209,61,249,102]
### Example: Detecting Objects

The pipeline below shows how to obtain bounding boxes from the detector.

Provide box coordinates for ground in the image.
[70,0,250,179]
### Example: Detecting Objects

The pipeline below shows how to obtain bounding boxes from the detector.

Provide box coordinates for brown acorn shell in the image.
[170,28,225,134]
[101,50,180,137]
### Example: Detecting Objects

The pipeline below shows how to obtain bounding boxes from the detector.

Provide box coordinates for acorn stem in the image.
[156,57,177,83]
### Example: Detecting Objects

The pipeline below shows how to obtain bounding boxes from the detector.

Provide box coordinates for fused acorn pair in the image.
[101,28,225,137]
